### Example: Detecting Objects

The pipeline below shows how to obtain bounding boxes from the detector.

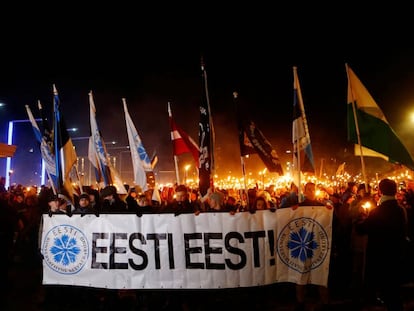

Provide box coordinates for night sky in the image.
[1,9,413,186]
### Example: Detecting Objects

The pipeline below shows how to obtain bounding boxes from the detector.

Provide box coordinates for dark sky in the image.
[1,9,414,185]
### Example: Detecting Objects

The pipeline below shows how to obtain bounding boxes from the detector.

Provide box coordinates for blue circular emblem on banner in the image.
[42,224,89,274]
[277,217,329,273]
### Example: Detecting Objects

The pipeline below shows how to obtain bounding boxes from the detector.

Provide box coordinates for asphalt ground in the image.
[3,257,414,311]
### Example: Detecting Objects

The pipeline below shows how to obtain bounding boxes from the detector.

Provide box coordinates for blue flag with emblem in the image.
[293,66,315,174]
[123,98,153,192]
[25,103,58,191]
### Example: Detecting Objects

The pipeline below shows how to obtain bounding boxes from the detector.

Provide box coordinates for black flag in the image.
[198,60,214,196]
[243,121,284,175]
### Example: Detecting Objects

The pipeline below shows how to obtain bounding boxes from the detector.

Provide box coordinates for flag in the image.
[88,91,114,187]
[109,165,127,195]
[26,104,43,145]
[88,91,127,194]
[242,121,284,175]
[292,66,315,174]
[123,98,153,192]
[353,145,388,161]
[198,61,214,196]
[0,143,16,158]
[38,100,59,189]
[346,64,414,170]
[239,128,257,157]
[25,104,57,190]
[234,92,257,157]
[168,102,199,166]
[335,162,346,176]
[38,100,54,155]
[53,85,79,203]
[151,154,158,169]
[276,206,333,287]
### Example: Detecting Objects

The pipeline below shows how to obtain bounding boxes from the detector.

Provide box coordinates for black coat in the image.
[355,198,406,286]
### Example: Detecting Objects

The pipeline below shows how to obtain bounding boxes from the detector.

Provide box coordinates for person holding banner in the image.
[203,190,236,214]
[161,184,200,215]
[293,182,332,311]
[47,194,73,215]
[279,183,300,208]
[73,193,98,217]
[99,185,127,213]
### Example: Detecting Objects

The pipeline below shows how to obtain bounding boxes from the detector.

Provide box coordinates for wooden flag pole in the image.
[345,63,369,192]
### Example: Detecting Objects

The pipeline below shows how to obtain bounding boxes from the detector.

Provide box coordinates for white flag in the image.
[123,98,152,191]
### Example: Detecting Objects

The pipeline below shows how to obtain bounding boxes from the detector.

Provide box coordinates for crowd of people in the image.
[1,176,414,310]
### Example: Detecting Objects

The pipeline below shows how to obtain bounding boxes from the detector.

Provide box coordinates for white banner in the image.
[276,206,333,286]
[40,206,332,289]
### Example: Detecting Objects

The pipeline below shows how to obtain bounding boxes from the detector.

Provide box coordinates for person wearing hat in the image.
[125,187,139,211]
[87,188,101,211]
[47,194,72,215]
[73,193,98,217]
[100,185,127,213]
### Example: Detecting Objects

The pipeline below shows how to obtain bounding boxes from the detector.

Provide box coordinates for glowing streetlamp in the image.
[5,119,42,189]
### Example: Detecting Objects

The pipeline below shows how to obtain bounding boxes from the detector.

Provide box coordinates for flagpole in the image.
[293,67,302,200]
[296,121,301,200]
[202,66,215,176]
[168,102,181,184]
[37,100,57,191]
[38,100,47,186]
[293,66,316,200]
[26,103,57,195]
[46,168,57,195]
[201,60,215,188]
[233,92,249,208]
[53,84,62,195]
[198,58,214,196]
[345,63,368,190]
[240,155,249,208]
[123,97,149,192]
[319,158,324,179]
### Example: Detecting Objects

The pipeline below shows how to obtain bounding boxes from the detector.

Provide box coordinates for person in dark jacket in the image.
[161,184,199,215]
[99,185,127,213]
[73,193,98,216]
[356,178,406,311]
[125,187,139,211]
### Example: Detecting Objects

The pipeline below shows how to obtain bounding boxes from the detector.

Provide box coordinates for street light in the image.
[5,119,42,189]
